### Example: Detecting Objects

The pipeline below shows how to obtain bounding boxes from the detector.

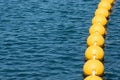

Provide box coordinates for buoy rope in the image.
[83,0,115,80]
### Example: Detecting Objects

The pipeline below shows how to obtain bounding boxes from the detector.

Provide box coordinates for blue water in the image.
[0,0,120,80]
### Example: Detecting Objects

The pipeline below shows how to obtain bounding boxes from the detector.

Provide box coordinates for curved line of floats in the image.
[83,0,115,80]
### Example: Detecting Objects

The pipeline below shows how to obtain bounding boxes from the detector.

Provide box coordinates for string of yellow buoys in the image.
[83,0,115,80]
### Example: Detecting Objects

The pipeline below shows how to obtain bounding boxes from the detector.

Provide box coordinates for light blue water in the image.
[0,0,120,80]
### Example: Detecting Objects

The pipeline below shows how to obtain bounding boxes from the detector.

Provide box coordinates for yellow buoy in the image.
[98,1,112,10]
[83,60,104,76]
[87,33,104,47]
[92,15,107,26]
[85,45,104,60]
[89,23,106,35]
[101,0,114,4]
[95,7,110,17]
[84,75,103,80]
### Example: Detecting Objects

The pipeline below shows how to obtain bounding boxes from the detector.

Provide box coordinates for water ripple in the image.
[0,0,120,80]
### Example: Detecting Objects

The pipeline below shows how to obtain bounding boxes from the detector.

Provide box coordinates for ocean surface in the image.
[0,0,120,80]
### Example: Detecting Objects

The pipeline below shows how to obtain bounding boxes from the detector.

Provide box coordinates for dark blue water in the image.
[104,0,120,80]
[0,0,120,80]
